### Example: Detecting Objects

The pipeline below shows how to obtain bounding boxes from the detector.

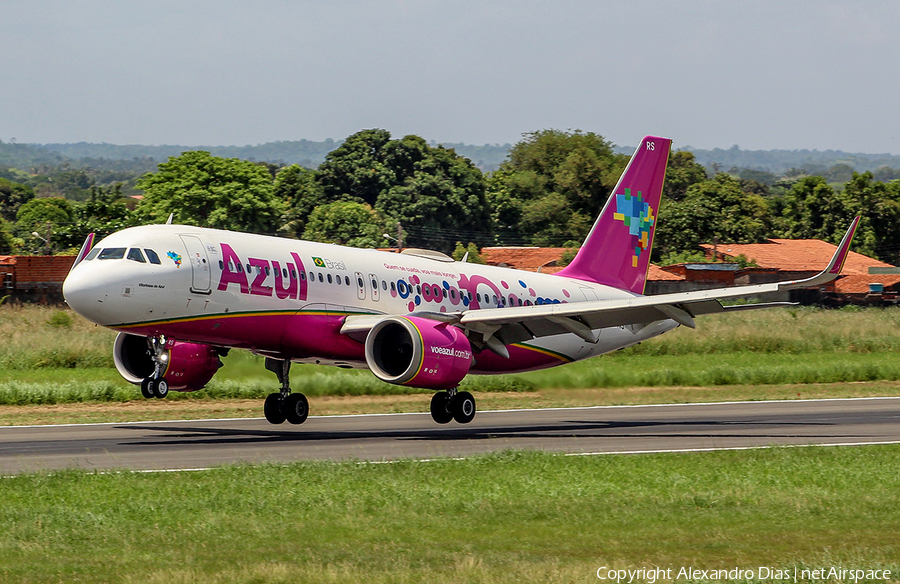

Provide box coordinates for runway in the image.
[2,397,900,474]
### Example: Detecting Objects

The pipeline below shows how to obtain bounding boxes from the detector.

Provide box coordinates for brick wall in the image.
[13,256,76,287]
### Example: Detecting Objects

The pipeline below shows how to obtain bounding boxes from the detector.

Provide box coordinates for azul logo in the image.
[167,251,183,267]
[612,188,655,267]
[217,243,308,301]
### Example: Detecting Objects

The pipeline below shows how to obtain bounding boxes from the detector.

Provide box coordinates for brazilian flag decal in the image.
[313,257,326,268]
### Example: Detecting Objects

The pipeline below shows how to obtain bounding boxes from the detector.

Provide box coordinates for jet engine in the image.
[364,316,473,389]
[113,332,223,391]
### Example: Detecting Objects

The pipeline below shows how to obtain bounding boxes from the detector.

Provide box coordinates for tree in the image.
[839,172,900,261]
[0,177,35,222]
[56,184,137,249]
[664,151,708,201]
[136,151,284,233]
[654,173,771,259]
[301,201,391,248]
[777,176,847,242]
[315,129,394,205]
[15,197,73,254]
[274,164,325,237]
[374,137,491,251]
[310,130,491,252]
[451,242,486,264]
[486,129,627,246]
[0,218,15,254]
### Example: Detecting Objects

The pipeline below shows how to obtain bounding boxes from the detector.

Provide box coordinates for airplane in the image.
[62,136,861,425]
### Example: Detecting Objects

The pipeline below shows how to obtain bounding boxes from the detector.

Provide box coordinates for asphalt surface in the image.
[2,397,900,474]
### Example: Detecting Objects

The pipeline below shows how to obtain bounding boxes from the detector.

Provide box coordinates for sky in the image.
[2,0,899,154]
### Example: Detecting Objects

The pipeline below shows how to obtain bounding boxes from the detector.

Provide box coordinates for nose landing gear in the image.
[263,357,309,425]
[140,336,170,399]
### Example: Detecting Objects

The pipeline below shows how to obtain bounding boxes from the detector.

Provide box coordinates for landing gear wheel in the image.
[452,391,476,424]
[140,378,154,399]
[430,391,453,424]
[264,393,286,424]
[284,393,309,425]
[153,377,169,398]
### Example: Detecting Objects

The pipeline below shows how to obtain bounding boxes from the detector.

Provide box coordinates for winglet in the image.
[778,216,861,291]
[69,233,95,273]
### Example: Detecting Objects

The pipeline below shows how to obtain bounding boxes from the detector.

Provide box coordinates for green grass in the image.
[1,446,898,583]
[2,305,900,406]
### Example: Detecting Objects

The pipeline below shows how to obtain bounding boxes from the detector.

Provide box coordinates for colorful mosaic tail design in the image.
[556,136,671,294]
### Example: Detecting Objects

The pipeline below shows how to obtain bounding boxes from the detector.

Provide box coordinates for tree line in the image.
[2,129,899,266]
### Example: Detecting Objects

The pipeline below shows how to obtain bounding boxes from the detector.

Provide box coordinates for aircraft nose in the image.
[63,266,108,324]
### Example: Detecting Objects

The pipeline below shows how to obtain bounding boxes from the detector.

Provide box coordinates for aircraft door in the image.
[180,235,211,294]
[369,273,380,302]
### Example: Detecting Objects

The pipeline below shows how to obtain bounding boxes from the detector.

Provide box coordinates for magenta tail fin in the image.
[555,136,671,293]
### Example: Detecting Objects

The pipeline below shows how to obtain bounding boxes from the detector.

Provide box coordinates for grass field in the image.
[1,305,900,425]
[2,308,899,583]
[1,446,898,583]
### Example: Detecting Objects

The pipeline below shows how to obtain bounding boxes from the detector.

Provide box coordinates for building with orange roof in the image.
[480,247,686,293]
[699,239,892,277]
[699,238,900,305]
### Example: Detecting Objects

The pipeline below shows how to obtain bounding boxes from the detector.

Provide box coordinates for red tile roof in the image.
[648,264,684,281]
[480,247,683,281]
[480,247,568,270]
[699,239,892,275]
[834,274,900,294]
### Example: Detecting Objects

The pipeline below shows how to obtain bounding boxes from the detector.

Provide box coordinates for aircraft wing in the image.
[343,216,860,350]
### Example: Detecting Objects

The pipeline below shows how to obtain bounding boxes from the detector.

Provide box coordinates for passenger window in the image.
[98,248,126,260]
[144,249,161,264]
[265,266,270,276]
[345,276,351,286]
[282,268,287,278]
[327,274,333,284]
[126,248,146,263]
[318,273,323,283]
[85,248,100,261]
[219,260,224,270]
[299,271,305,281]
[382,280,387,291]
[390,282,396,292]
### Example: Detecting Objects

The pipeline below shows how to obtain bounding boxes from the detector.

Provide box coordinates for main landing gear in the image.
[430,388,476,424]
[141,336,170,399]
[263,357,309,425]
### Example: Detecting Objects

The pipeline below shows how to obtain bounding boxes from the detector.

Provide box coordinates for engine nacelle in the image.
[113,333,223,391]
[364,316,473,390]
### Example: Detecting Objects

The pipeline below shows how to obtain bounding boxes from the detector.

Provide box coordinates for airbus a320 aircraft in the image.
[62,137,860,425]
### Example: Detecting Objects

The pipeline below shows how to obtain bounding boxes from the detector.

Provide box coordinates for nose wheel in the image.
[140,336,170,399]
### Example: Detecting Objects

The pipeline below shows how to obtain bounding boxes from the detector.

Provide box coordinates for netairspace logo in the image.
[595,566,892,583]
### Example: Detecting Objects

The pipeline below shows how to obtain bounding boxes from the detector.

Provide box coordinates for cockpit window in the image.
[126,248,146,263]
[97,248,126,260]
[144,249,161,265]
[85,248,101,261]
